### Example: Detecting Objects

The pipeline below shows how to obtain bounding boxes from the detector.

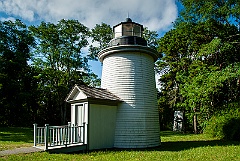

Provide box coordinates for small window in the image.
[114,25,122,38]
[123,23,133,36]
[133,25,141,37]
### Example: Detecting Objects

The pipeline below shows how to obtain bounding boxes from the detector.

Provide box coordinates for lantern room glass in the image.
[114,23,142,38]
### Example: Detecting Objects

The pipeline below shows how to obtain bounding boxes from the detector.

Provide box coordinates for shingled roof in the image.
[65,84,122,103]
[78,85,122,101]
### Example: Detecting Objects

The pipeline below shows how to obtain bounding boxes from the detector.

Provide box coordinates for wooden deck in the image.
[33,123,87,153]
[34,143,87,153]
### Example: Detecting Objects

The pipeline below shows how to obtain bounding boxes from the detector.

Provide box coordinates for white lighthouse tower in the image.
[98,18,160,148]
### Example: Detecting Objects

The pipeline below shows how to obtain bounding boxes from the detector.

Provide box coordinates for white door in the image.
[76,104,84,126]
[76,104,84,142]
[71,104,84,126]
[71,104,85,142]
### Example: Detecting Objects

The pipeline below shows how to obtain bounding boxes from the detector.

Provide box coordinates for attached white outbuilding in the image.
[65,85,122,150]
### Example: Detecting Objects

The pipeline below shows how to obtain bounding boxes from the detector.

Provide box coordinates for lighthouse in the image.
[98,18,160,148]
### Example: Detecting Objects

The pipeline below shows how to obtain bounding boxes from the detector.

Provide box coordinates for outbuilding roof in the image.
[65,84,122,104]
[78,85,121,101]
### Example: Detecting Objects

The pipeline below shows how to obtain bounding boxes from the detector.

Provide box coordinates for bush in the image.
[204,109,240,141]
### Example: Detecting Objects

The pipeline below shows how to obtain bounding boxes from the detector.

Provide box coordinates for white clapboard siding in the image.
[99,46,160,148]
[88,104,117,150]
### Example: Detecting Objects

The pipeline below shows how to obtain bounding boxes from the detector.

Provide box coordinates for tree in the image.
[156,0,240,132]
[143,27,159,50]
[30,19,100,125]
[0,20,35,126]
[179,0,240,24]
[88,23,112,60]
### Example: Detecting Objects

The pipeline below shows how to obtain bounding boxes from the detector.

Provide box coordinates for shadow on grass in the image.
[0,127,33,143]
[152,131,240,151]
[100,141,240,154]
[160,131,188,137]
[158,140,240,151]
[104,141,240,153]
[84,131,240,153]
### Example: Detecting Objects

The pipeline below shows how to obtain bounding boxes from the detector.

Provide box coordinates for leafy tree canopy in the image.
[88,23,112,60]
[157,0,240,131]
[0,20,35,126]
[29,19,100,124]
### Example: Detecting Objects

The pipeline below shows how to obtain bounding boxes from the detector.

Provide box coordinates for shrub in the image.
[204,109,240,141]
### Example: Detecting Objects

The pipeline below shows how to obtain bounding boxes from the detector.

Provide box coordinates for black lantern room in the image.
[109,18,147,46]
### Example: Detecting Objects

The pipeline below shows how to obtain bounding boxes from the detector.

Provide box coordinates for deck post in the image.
[45,124,49,150]
[68,122,71,144]
[33,123,37,147]
[83,122,86,144]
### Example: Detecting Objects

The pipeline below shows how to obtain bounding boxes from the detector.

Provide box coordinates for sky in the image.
[0,0,181,87]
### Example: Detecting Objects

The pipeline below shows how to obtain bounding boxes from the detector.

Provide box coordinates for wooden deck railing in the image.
[33,122,86,150]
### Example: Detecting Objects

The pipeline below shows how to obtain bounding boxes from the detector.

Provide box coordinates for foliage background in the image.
[156,0,240,134]
[0,1,239,136]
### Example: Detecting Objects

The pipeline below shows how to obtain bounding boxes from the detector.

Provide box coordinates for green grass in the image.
[0,127,33,151]
[0,129,240,161]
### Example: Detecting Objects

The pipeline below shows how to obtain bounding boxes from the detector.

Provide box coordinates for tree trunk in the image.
[193,113,197,134]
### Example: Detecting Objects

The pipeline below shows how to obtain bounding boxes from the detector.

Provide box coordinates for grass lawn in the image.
[0,128,240,161]
[0,127,33,151]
